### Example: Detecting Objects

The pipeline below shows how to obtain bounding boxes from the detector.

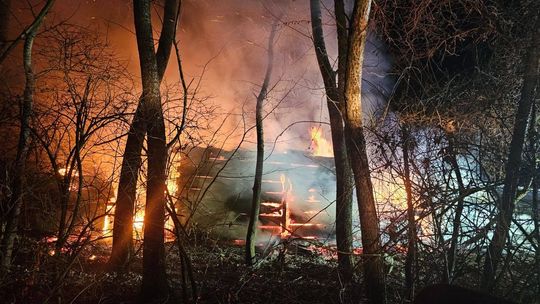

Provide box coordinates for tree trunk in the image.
[481,13,540,291]
[529,101,540,304]
[132,0,170,300]
[309,0,355,287]
[401,125,416,301]
[245,24,276,266]
[109,0,179,270]
[446,132,466,281]
[0,0,55,270]
[342,1,386,303]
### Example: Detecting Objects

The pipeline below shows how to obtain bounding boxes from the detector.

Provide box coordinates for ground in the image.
[0,237,351,303]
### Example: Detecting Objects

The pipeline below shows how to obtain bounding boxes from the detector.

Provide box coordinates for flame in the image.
[101,157,181,240]
[133,210,144,233]
[102,198,115,238]
[58,167,79,177]
[280,174,292,238]
[310,126,333,157]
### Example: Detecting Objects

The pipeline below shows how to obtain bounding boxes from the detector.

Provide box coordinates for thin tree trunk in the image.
[0,0,55,270]
[529,101,540,304]
[342,1,386,303]
[481,14,540,291]
[446,132,466,281]
[401,125,416,301]
[132,0,170,300]
[109,0,180,270]
[309,0,355,287]
[245,24,276,266]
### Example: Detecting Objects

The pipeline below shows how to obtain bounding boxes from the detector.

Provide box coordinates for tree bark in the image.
[342,1,386,303]
[401,125,416,301]
[245,24,276,266]
[0,0,55,270]
[481,13,540,291]
[132,0,170,300]
[109,0,179,270]
[309,0,355,287]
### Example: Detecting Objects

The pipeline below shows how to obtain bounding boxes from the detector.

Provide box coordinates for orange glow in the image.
[233,239,246,245]
[259,225,281,229]
[310,126,333,157]
[102,198,115,239]
[133,210,144,235]
[261,202,281,208]
[280,174,292,238]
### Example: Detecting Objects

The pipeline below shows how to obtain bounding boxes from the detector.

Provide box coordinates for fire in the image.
[258,174,322,240]
[133,210,145,236]
[280,174,292,238]
[101,158,181,240]
[167,162,180,195]
[310,126,333,157]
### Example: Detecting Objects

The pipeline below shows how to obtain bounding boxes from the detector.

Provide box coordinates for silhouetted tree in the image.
[481,12,540,291]
[245,23,277,266]
[309,0,355,290]
[0,0,55,270]
[342,0,387,303]
[109,0,180,271]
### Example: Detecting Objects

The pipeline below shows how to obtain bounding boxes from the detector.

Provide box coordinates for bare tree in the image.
[309,0,355,289]
[244,23,277,266]
[342,0,386,303]
[0,0,55,270]
[109,0,180,270]
[131,0,175,299]
[481,12,540,291]
[401,124,416,301]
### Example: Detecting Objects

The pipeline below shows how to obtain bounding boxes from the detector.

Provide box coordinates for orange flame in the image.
[310,127,333,157]
[280,174,292,238]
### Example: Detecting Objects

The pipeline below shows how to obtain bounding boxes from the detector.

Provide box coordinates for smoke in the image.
[6,0,395,242]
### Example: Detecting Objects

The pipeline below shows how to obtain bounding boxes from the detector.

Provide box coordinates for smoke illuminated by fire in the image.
[310,127,333,157]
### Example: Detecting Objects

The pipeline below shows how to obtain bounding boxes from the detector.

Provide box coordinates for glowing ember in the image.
[233,239,245,245]
[309,126,333,157]
[261,202,281,208]
[88,254,97,261]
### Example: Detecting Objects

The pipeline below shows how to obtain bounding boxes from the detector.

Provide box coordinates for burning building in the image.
[172,127,338,242]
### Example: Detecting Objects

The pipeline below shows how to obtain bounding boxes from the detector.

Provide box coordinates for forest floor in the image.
[0,236,385,304]
[0,235,534,303]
